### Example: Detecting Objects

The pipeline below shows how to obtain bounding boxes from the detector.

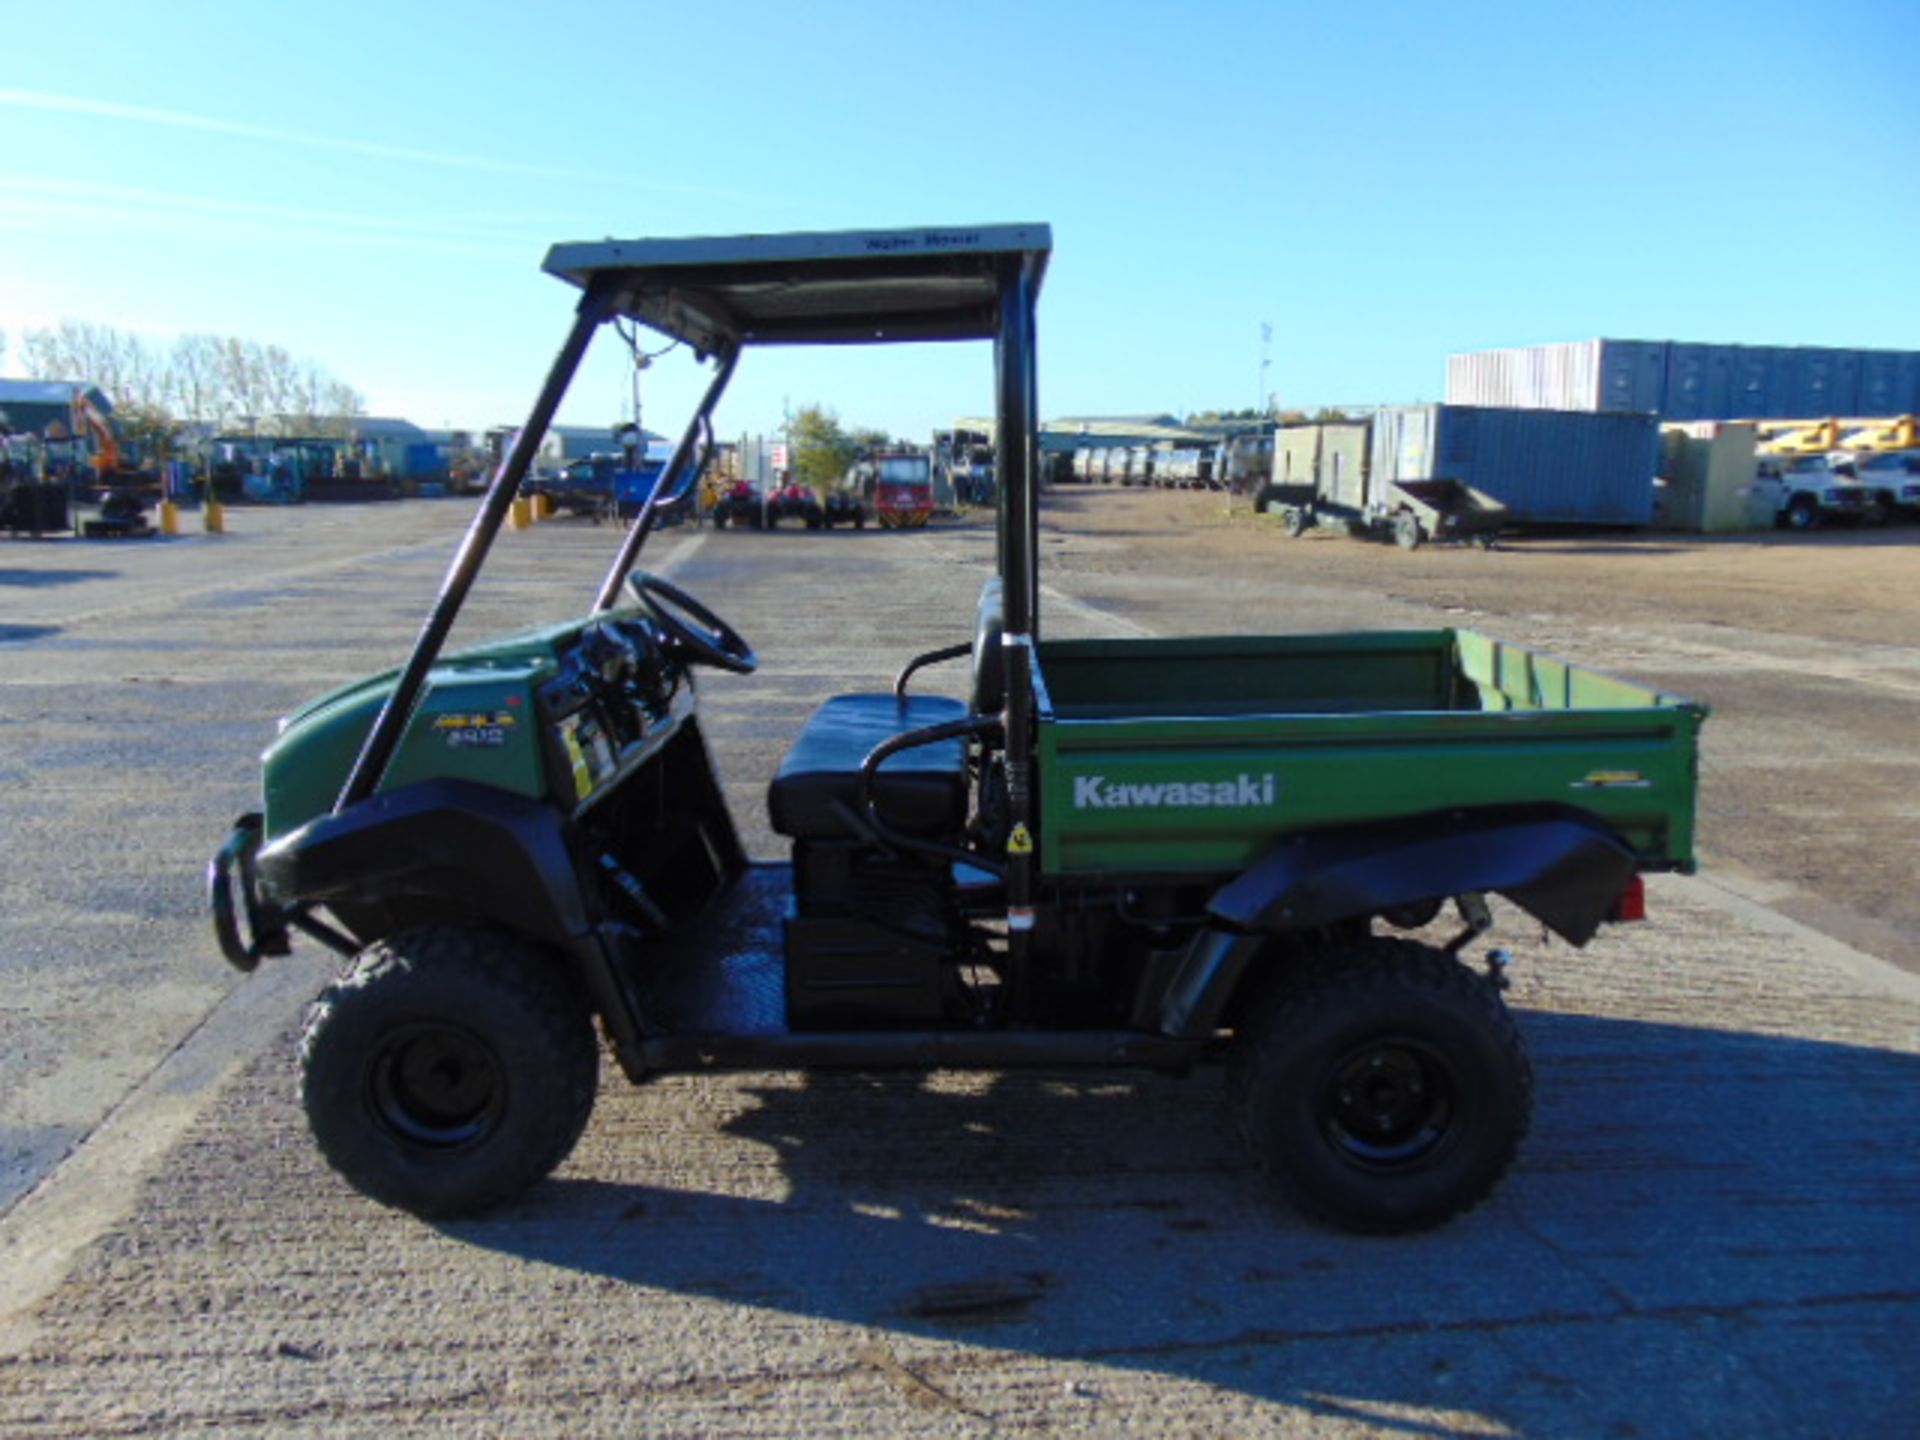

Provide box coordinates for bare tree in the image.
[215,337,272,433]
[18,320,365,442]
[22,320,166,409]
[319,380,366,440]
[167,334,231,430]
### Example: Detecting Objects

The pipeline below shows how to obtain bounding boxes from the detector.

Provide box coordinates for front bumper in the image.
[207,813,290,972]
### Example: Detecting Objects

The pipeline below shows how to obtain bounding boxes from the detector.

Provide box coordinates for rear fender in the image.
[1209,806,1637,945]
[1155,807,1637,1039]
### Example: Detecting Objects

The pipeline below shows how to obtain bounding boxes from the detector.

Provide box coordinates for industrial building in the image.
[0,379,113,438]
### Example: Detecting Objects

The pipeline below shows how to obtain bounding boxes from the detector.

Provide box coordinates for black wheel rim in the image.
[1319,1037,1456,1169]
[368,1022,505,1148]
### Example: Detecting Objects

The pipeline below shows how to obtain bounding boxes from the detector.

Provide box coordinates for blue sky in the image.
[2,0,1915,441]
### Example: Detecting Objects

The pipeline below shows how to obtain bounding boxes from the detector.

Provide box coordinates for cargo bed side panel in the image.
[1034,631,1703,879]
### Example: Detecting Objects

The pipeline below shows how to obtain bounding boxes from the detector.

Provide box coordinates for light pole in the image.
[1258,321,1272,418]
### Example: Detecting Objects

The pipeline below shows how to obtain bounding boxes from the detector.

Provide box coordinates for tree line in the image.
[0,321,364,450]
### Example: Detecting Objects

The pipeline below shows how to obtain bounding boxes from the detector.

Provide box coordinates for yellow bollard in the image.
[535,492,554,520]
[204,496,226,534]
[510,496,532,530]
[159,499,180,535]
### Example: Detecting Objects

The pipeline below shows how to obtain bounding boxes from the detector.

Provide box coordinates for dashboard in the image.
[537,617,690,811]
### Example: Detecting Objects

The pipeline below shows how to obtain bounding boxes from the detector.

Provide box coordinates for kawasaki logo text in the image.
[1072,773,1278,810]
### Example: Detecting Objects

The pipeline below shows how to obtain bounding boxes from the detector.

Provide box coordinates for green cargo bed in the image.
[1033,630,1705,877]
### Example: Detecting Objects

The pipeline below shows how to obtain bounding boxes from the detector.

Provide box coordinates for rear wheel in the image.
[1393,511,1425,550]
[1784,494,1819,531]
[1230,938,1532,1233]
[299,926,599,1217]
[1282,506,1310,538]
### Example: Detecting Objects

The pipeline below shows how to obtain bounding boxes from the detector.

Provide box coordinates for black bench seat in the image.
[768,693,971,842]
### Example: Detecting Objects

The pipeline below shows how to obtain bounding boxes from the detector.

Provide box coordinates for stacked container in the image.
[1447,340,1920,422]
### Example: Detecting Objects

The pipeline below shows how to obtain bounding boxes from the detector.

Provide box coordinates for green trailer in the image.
[209,224,1708,1236]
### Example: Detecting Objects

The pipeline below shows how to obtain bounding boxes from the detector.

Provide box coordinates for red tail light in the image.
[1610,874,1646,923]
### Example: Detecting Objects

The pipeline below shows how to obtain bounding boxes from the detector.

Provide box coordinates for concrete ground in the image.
[0,497,1915,1436]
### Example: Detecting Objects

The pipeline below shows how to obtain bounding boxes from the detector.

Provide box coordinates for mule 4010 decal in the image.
[432,711,519,749]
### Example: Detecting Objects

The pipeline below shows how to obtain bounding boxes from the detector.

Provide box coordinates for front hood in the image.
[262,616,614,839]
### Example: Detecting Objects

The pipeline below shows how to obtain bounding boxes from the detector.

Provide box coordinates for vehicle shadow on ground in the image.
[0,567,118,587]
[1509,528,1920,555]
[0,624,60,643]
[448,1012,1920,1433]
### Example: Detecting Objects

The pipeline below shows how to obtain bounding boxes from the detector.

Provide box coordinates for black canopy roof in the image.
[541,224,1051,351]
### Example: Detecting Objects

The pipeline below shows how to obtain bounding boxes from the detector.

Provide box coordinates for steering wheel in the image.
[625,571,757,675]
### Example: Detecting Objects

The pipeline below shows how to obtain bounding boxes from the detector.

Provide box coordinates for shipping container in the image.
[1598,341,1668,414]
[1372,405,1657,526]
[1783,348,1859,417]
[1445,339,1663,413]
[1664,344,1733,423]
[1448,341,1605,411]
[1859,351,1920,415]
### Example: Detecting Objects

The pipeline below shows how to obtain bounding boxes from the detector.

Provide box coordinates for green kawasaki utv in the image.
[211,225,1705,1233]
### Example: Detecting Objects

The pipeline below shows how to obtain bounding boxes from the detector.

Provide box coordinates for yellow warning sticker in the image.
[559,723,592,800]
[1008,823,1034,855]
[1572,770,1650,790]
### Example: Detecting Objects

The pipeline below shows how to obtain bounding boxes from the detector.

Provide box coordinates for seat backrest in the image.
[972,576,1005,714]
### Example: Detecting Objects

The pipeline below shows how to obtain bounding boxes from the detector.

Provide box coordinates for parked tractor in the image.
[707,478,765,528]
[765,481,825,529]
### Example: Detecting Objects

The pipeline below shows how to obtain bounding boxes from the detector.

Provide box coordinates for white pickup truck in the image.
[1851,450,1920,522]
[1754,455,1873,530]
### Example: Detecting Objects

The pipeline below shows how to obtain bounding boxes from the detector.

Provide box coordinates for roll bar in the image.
[335,225,1051,816]
[337,285,616,812]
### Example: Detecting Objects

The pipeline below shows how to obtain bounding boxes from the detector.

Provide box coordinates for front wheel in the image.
[1230,938,1532,1233]
[299,926,599,1218]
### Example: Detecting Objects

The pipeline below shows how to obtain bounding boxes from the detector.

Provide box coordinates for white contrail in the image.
[0,88,778,202]
[0,191,526,261]
[0,175,533,260]
[0,173,527,243]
